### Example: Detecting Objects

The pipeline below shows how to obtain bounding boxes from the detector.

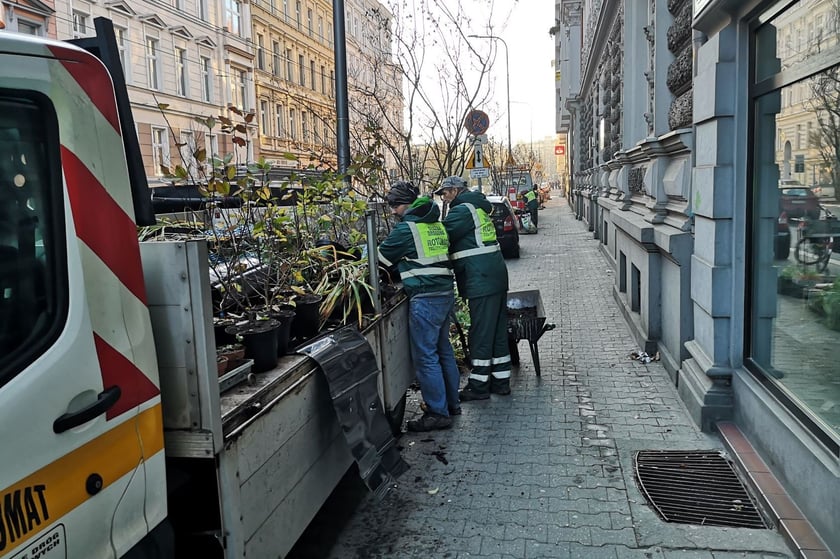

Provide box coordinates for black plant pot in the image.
[213,317,237,348]
[271,309,296,356]
[226,318,280,373]
[292,294,323,341]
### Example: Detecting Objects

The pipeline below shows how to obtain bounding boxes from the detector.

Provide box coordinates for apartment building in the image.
[345,0,403,182]
[251,0,337,168]
[48,0,254,182]
[7,0,402,186]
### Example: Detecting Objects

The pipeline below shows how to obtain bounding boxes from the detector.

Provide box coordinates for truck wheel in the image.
[386,394,407,437]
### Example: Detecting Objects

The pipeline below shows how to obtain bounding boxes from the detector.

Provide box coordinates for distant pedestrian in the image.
[435,176,512,400]
[524,186,539,231]
[378,181,461,431]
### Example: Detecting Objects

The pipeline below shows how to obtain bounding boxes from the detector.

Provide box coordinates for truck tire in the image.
[386,394,407,437]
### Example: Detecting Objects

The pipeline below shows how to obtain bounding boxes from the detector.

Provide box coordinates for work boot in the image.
[490,382,511,395]
[459,386,490,401]
[406,412,453,432]
[420,402,462,416]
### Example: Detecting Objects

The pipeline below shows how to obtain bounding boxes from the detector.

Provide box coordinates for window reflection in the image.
[756,0,840,82]
[752,63,840,436]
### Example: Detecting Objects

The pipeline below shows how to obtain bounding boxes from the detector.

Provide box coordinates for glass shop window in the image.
[750,0,840,447]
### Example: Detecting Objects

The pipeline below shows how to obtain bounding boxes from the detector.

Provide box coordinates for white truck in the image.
[0,20,411,559]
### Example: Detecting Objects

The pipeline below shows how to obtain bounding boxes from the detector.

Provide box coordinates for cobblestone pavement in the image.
[301,195,794,559]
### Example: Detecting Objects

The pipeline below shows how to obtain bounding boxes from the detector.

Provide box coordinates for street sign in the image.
[554,145,565,155]
[465,145,484,169]
[464,110,490,136]
[470,168,490,179]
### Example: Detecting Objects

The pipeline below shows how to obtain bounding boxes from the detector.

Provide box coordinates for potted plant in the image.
[153,104,400,352]
[820,279,840,331]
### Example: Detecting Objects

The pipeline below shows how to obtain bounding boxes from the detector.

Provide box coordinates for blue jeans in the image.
[408,291,461,417]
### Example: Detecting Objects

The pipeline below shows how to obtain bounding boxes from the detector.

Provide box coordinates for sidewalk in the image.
[297,195,794,559]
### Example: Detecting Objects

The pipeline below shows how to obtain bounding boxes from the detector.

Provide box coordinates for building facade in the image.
[49,0,255,182]
[558,0,840,553]
[251,0,337,168]
[345,0,403,183]
[6,0,402,187]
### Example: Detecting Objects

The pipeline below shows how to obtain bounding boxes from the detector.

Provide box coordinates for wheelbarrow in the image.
[506,289,556,376]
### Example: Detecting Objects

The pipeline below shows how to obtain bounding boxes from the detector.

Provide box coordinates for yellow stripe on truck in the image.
[0,404,164,555]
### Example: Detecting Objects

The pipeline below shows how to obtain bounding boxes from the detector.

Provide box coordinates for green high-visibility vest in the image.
[525,190,537,203]
[399,222,453,280]
[407,221,450,262]
[478,209,497,243]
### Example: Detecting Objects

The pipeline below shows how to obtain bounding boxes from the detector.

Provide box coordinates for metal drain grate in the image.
[634,450,768,529]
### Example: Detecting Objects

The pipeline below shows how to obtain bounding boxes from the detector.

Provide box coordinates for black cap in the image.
[385,181,418,207]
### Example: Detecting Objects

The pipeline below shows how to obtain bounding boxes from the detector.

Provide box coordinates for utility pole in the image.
[469,34,512,167]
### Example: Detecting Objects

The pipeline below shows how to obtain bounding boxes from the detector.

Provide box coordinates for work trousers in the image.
[465,292,511,393]
[528,205,539,229]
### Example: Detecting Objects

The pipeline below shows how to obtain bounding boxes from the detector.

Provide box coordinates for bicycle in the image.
[794,205,839,272]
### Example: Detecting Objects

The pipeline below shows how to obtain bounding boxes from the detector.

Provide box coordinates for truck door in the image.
[0,37,165,558]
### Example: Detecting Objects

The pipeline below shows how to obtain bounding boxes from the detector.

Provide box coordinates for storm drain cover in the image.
[634,450,768,529]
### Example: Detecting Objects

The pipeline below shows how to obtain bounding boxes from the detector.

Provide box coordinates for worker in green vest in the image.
[435,176,512,400]
[378,181,462,431]
[524,186,539,232]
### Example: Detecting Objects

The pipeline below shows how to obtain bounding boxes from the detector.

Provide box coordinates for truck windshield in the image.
[0,92,65,386]
[499,169,533,193]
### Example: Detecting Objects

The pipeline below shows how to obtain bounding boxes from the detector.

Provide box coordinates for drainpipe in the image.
[332,0,350,185]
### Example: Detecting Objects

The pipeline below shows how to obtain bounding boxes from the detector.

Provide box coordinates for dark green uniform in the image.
[377,198,454,296]
[443,189,511,395]
[525,189,539,230]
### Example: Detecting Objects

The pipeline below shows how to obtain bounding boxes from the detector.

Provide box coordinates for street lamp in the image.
[469,33,512,167]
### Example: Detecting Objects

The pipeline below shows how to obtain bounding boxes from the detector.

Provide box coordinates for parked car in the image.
[780,187,820,220]
[486,195,521,259]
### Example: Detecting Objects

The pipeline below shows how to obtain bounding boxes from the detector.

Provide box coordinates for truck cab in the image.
[0,32,167,558]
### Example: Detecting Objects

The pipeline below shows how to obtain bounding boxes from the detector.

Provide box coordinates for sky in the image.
[477,1,557,145]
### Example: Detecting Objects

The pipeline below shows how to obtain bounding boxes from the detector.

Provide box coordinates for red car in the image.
[780,187,820,220]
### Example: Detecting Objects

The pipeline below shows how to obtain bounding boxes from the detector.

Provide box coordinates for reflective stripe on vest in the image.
[401,266,454,278]
[450,244,501,261]
[399,222,453,281]
[462,203,497,246]
[448,203,498,262]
